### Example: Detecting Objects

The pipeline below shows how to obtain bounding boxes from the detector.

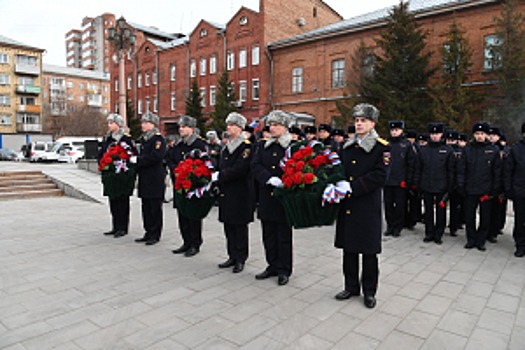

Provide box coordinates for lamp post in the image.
[107,16,136,128]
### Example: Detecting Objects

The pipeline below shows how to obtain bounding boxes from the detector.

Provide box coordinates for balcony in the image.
[15,64,39,76]
[88,95,102,107]
[16,85,41,94]
[17,104,41,113]
[17,123,42,132]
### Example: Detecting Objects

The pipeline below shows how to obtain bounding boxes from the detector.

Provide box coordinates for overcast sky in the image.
[0,0,401,66]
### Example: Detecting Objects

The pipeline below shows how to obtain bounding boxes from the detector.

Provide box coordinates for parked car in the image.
[0,148,23,161]
[54,137,99,163]
[29,142,54,162]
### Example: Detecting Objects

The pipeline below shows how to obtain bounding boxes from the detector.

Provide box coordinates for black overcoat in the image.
[457,140,502,196]
[335,138,390,254]
[136,133,166,198]
[414,141,454,194]
[504,139,525,199]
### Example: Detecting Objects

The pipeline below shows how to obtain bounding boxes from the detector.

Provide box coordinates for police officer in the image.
[289,125,304,141]
[504,122,525,257]
[414,123,454,245]
[488,126,509,242]
[334,103,390,309]
[252,110,294,286]
[213,112,254,273]
[445,130,462,237]
[304,125,317,141]
[331,128,346,153]
[318,124,333,148]
[404,129,419,229]
[169,116,208,257]
[99,113,135,238]
[347,125,356,140]
[131,112,166,246]
[383,120,415,237]
[457,122,502,251]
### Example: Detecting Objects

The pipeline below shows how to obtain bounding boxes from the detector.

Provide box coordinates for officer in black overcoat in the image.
[457,122,502,251]
[334,103,390,309]
[414,123,454,245]
[304,125,317,141]
[444,130,462,237]
[488,126,509,242]
[212,112,254,273]
[383,120,415,237]
[168,115,208,257]
[252,110,294,286]
[131,112,166,246]
[98,113,136,238]
[318,123,333,148]
[404,129,420,229]
[504,122,525,257]
[331,128,346,153]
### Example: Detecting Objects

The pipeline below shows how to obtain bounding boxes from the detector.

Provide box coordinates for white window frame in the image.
[171,93,176,111]
[200,57,207,76]
[0,95,10,106]
[170,64,176,81]
[239,49,247,68]
[227,51,235,71]
[0,74,9,85]
[137,73,142,88]
[190,59,197,77]
[127,75,132,90]
[1,114,12,125]
[200,87,206,107]
[210,55,217,74]
[252,79,260,100]
[332,59,345,89]
[484,34,502,71]
[153,71,157,85]
[292,67,303,93]
[145,72,150,86]
[210,86,216,106]
[239,81,247,102]
[153,95,158,112]
[252,46,260,66]
[137,99,143,114]
[146,96,151,112]
[0,53,9,64]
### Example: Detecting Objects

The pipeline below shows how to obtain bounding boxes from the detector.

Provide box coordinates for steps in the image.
[0,171,63,200]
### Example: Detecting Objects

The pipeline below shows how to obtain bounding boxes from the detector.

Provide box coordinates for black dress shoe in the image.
[477,245,486,251]
[334,290,359,301]
[487,237,498,243]
[218,258,235,268]
[172,245,189,254]
[464,243,475,249]
[434,238,443,245]
[277,275,289,286]
[514,250,525,258]
[383,229,393,236]
[255,270,277,280]
[392,230,400,237]
[364,295,377,308]
[114,230,127,238]
[145,239,159,246]
[232,262,244,273]
[423,237,433,243]
[135,237,148,243]
[184,247,199,257]
[103,229,117,236]
[450,231,458,237]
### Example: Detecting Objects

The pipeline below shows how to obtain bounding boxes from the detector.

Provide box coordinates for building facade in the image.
[0,35,44,135]
[42,64,111,136]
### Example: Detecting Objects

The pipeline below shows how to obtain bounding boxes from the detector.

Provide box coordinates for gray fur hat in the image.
[352,103,380,122]
[141,112,159,126]
[225,112,247,129]
[179,115,197,128]
[266,110,291,127]
[107,113,125,127]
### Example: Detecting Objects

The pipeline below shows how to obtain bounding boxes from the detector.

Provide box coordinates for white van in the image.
[29,141,54,162]
[54,137,100,163]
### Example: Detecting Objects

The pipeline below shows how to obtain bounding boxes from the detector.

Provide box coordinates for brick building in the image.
[268,0,525,128]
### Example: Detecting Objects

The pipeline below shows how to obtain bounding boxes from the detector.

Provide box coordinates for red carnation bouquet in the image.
[99,141,136,198]
[174,149,216,219]
[274,139,344,228]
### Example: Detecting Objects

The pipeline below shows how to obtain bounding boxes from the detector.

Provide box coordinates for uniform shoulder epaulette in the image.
[260,138,268,142]
[244,139,251,144]
[377,137,389,146]
[156,132,162,136]
[124,132,131,137]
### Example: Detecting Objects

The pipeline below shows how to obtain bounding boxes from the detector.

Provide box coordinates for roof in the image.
[128,21,182,41]
[43,64,110,80]
[149,37,188,50]
[269,0,497,48]
[0,34,44,52]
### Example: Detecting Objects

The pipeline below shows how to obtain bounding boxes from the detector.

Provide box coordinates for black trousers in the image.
[109,197,130,232]
[141,198,163,242]
[489,197,508,238]
[343,252,378,297]
[261,221,293,276]
[423,192,446,240]
[405,189,421,228]
[177,209,203,249]
[465,195,492,246]
[449,191,462,233]
[513,198,525,251]
[223,223,249,263]
[384,186,406,233]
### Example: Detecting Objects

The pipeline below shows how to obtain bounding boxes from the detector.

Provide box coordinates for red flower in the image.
[296,161,305,172]
[181,179,192,190]
[303,173,315,185]
[293,172,303,185]
[439,201,445,208]
[480,194,490,203]
[400,181,407,188]
[283,175,294,188]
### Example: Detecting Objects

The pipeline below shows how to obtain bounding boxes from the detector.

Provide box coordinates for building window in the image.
[210,55,217,74]
[170,64,176,81]
[103,96,108,104]
[103,85,108,92]
[145,72,150,86]
[79,95,84,102]
[68,93,74,100]
[146,97,151,112]
[153,95,158,112]
[127,75,132,90]
[484,34,502,71]
[0,74,9,85]
[153,71,157,85]
[200,57,207,76]
[239,49,247,68]
[67,81,73,88]
[137,73,142,88]
[227,51,235,71]
[239,81,247,102]
[292,67,303,93]
[240,16,248,25]
[252,46,260,66]
[171,93,176,111]
[1,114,12,125]
[0,53,9,64]
[252,79,260,100]
[15,55,37,66]
[190,59,196,77]
[200,28,207,37]
[0,95,9,106]
[200,88,206,107]
[137,99,143,114]
[79,83,84,89]
[332,59,345,88]
[210,86,216,106]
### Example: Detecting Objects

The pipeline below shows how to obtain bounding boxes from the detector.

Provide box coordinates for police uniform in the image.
[445,130,463,236]
[98,130,136,237]
[383,121,415,237]
[404,130,420,229]
[414,123,454,244]
[457,122,502,251]
[168,125,207,256]
[334,103,389,308]
[504,124,525,257]
[136,130,166,244]
[488,127,509,242]
[318,123,333,148]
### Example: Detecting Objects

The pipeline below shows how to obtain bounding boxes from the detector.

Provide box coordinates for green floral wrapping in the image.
[175,192,215,220]
[101,166,137,198]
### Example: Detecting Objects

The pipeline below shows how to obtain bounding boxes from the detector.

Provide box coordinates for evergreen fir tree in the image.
[433,20,479,132]
[210,69,238,133]
[360,2,436,131]
[126,99,141,139]
[185,79,205,132]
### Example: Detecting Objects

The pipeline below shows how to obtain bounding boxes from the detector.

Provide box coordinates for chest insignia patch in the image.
[242,148,251,159]
[155,141,162,149]
[383,151,391,165]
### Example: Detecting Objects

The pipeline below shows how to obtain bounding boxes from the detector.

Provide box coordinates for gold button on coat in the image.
[346,210,351,215]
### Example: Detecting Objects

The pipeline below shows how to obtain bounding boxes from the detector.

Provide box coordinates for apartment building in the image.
[42,64,111,135]
[0,35,44,135]
[268,0,524,126]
